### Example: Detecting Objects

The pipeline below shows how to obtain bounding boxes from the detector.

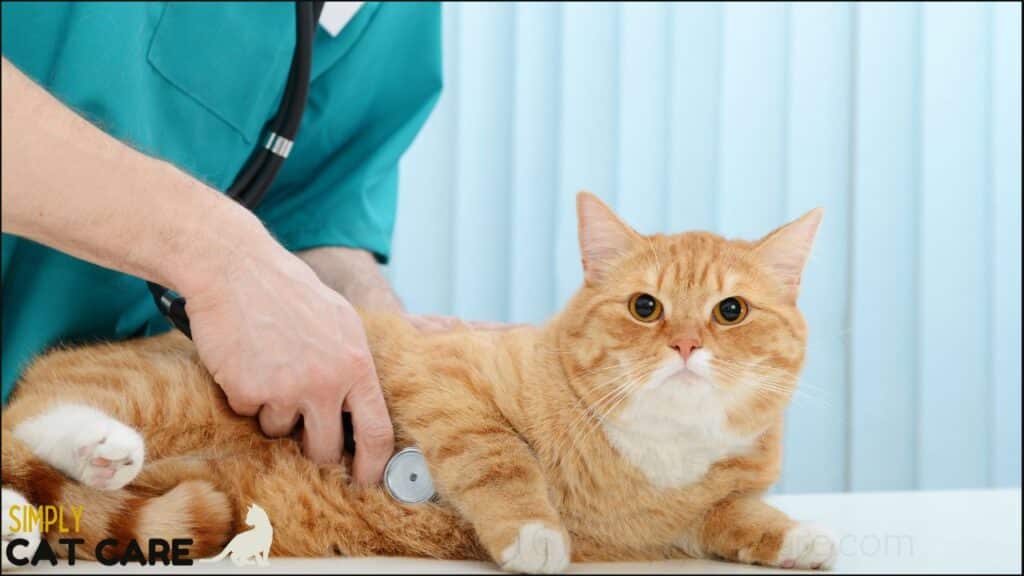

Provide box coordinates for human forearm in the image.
[2,58,397,477]
[0,57,275,295]
[297,246,404,313]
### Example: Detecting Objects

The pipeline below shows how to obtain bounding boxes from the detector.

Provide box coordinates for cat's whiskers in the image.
[561,382,631,459]
[556,365,646,451]
[570,360,642,380]
[533,349,640,383]
[709,357,825,393]
[534,346,652,375]
[546,368,636,457]
[553,360,658,462]
[573,360,654,402]
[575,357,662,402]
[709,358,829,408]
[709,358,795,383]
[713,369,799,397]
[557,360,659,463]
[575,371,645,452]
[559,381,633,466]
[710,360,792,390]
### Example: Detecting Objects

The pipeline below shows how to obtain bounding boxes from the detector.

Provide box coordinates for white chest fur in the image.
[602,365,756,489]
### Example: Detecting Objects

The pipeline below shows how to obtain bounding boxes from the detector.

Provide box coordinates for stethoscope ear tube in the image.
[232,1,319,208]
[146,1,321,340]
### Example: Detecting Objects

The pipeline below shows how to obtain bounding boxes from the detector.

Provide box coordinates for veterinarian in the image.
[0,3,443,486]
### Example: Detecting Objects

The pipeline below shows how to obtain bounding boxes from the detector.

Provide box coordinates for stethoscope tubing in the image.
[146,1,321,338]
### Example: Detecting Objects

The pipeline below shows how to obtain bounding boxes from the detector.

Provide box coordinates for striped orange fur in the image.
[1,192,831,571]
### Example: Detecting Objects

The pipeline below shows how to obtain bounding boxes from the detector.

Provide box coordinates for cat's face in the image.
[559,193,821,438]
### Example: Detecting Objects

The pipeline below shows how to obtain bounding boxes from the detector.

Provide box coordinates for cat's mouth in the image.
[674,367,712,388]
[647,357,715,390]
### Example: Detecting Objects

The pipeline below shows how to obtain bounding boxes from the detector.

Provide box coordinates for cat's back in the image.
[357,311,547,441]
[359,311,522,384]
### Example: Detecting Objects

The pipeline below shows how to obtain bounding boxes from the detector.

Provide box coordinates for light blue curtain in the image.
[389,2,1022,494]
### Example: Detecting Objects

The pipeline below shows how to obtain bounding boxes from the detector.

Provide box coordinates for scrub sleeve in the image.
[0,2,442,403]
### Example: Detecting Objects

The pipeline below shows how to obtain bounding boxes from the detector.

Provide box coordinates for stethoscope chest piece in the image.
[384,447,435,504]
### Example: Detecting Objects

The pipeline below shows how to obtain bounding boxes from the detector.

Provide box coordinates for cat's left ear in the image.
[754,208,823,301]
[577,191,642,284]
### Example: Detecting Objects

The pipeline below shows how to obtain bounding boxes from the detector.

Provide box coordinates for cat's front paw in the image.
[2,488,40,569]
[73,418,145,490]
[499,522,570,574]
[14,403,146,491]
[772,523,837,570]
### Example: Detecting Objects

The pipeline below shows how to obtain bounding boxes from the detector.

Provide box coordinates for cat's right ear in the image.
[576,191,641,284]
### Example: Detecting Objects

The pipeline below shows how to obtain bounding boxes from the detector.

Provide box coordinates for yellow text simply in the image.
[7,505,83,534]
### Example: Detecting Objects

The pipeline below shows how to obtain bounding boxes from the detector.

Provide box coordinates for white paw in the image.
[2,488,40,569]
[500,522,570,574]
[14,404,145,491]
[73,419,145,490]
[774,523,837,570]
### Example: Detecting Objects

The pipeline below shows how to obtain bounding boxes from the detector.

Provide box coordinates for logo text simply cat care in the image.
[5,504,195,566]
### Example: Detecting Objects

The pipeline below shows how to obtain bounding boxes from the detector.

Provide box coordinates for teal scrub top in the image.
[1,2,442,403]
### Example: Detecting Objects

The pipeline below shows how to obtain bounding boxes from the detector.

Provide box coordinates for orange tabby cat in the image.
[1,192,835,572]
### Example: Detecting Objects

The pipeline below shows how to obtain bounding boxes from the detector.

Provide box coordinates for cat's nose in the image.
[670,337,702,362]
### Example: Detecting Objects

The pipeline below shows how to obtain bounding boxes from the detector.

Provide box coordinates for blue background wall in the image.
[388,2,1022,494]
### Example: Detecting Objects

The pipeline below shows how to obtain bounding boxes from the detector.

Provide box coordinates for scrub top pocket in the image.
[147,2,294,144]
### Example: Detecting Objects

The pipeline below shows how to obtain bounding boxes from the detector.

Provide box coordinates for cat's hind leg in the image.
[12,403,144,491]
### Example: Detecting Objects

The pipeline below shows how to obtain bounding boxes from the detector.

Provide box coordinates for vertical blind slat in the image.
[555,3,621,305]
[716,3,789,240]
[990,1,1022,488]
[667,2,723,235]
[781,2,853,493]
[918,2,992,489]
[509,2,562,324]
[849,3,921,491]
[451,3,516,322]
[617,2,671,235]
[392,5,461,316]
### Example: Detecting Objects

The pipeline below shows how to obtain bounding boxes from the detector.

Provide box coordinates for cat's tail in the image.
[1,432,233,561]
[197,542,233,563]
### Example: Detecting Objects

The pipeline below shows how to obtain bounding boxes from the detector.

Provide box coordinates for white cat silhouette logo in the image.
[200,503,273,566]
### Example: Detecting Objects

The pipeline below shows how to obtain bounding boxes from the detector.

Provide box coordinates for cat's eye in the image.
[713,297,748,325]
[628,293,663,322]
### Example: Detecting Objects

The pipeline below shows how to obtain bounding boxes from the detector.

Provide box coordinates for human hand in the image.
[182,238,394,486]
[1,58,387,486]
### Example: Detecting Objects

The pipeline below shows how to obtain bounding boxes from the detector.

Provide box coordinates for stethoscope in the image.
[145,1,435,505]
